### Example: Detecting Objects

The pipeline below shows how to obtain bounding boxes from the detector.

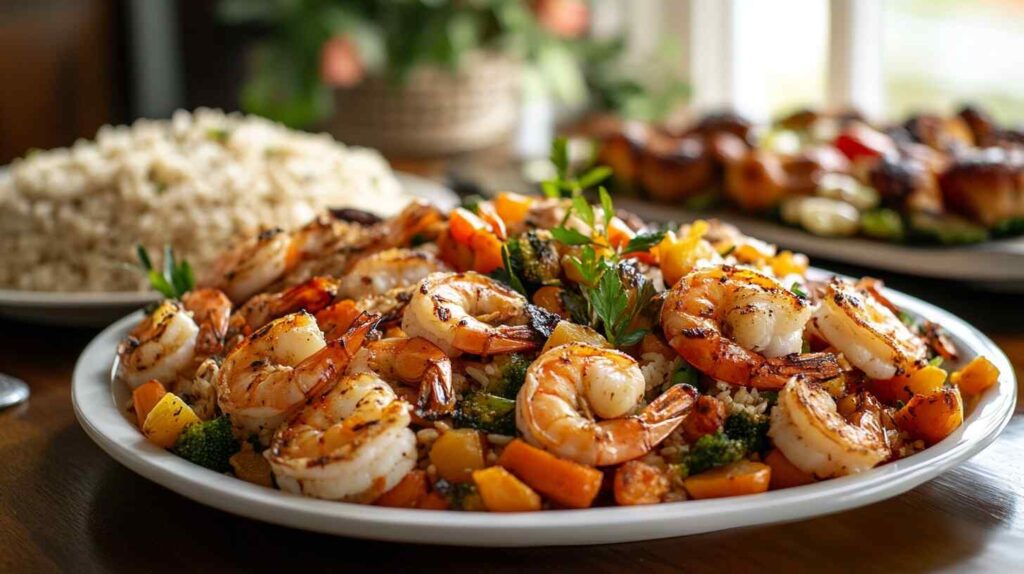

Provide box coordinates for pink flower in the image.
[534,0,590,38]
[320,35,364,88]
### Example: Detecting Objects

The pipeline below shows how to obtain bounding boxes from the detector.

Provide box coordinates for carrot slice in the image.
[894,387,964,446]
[375,470,430,508]
[683,460,771,500]
[132,379,167,430]
[764,449,815,490]
[449,208,488,245]
[951,356,1000,396]
[493,192,533,227]
[473,466,542,512]
[496,439,602,509]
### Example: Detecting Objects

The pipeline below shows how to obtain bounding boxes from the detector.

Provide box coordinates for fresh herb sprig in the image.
[541,138,613,199]
[137,245,195,299]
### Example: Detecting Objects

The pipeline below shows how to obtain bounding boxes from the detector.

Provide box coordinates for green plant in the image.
[220,0,590,127]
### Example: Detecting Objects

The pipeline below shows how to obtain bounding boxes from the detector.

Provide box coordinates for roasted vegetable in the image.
[860,208,905,241]
[433,479,485,511]
[894,387,964,445]
[675,431,746,477]
[613,460,670,505]
[951,356,1000,396]
[429,429,486,483]
[908,212,987,245]
[142,393,201,448]
[723,411,771,454]
[518,230,561,285]
[683,460,771,499]
[454,392,516,435]
[472,466,542,512]
[172,416,240,473]
[487,353,531,399]
[497,439,603,509]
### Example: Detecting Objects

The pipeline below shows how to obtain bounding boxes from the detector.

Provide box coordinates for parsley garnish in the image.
[790,282,807,298]
[624,230,667,254]
[928,356,944,368]
[137,245,194,299]
[541,138,612,199]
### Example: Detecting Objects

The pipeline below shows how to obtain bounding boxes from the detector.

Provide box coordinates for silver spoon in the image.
[0,373,29,409]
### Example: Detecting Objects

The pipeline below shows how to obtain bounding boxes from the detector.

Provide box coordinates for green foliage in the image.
[861,208,905,241]
[137,245,194,299]
[491,354,531,399]
[172,417,239,473]
[221,0,588,127]
[623,230,667,254]
[454,392,516,435]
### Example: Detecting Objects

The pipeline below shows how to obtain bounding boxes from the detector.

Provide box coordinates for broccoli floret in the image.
[518,231,561,285]
[172,416,239,472]
[723,411,770,454]
[677,431,746,477]
[454,392,516,435]
[488,354,530,399]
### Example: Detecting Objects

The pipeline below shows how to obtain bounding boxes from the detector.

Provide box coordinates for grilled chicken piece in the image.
[941,148,1024,227]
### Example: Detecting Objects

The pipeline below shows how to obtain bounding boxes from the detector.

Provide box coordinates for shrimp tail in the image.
[416,358,455,419]
[453,324,541,355]
[753,352,842,389]
[637,383,698,443]
[336,312,381,356]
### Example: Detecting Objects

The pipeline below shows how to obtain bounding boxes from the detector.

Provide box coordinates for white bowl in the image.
[72,275,1015,546]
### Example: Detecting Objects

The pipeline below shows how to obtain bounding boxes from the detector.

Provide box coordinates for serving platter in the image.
[0,172,458,327]
[614,198,1024,290]
[72,272,1016,547]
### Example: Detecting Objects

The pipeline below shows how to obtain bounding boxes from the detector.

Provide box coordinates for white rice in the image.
[0,108,408,292]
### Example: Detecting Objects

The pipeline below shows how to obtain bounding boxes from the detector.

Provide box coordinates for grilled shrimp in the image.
[768,377,889,478]
[116,290,231,389]
[812,278,927,380]
[228,276,340,342]
[217,311,376,441]
[661,265,840,389]
[267,372,416,502]
[517,343,698,466]
[348,337,455,418]
[339,248,449,299]
[402,272,540,356]
[207,228,299,304]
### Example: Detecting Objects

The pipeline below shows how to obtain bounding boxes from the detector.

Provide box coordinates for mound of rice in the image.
[0,109,408,292]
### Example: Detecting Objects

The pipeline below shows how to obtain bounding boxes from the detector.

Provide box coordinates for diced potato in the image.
[429,429,486,483]
[867,365,948,404]
[473,466,542,512]
[951,356,1000,396]
[683,460,771,500]
[657,222,719,288]
[542,321,610,354]
[142,393,200,448]
[894,387,964,446]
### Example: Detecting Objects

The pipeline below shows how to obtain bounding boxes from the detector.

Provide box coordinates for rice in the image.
[0,108,408,292]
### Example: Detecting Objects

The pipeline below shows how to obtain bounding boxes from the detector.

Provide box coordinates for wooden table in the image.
[1,267,1022,572]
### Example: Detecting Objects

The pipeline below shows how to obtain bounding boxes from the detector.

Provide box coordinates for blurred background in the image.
[3,0,1023,164]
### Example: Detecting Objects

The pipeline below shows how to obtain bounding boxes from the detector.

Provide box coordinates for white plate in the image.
[72,273,1016,546]
[0,172,457,327]
[615,198,1024,289]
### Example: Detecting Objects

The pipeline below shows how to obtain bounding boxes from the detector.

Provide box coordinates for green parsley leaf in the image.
[541,180,561,199]
[499,244,527,296]
[790,282,807,298]
[572,194,595,229]
[598,186,615,233]
[551,227,593,246]
[928,356,944,368]
[137,244,195,299]
[623,230,666,254]
[576,166,613,191]
[551,137,569,180]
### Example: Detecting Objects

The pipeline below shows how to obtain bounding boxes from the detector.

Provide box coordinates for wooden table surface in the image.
[1,264,1022,572]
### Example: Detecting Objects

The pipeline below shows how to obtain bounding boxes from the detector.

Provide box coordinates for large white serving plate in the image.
[72,272,1015,546]
[615,198,1024,290]
[0,173,457,327]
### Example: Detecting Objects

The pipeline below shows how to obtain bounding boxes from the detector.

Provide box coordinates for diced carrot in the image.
[438,231,475,272]
[494,192,533,226]
[683,460,772,500]
[471,232,505,274]
[132,379,167,429]
[764,449,815,489]
[473,466,542,512]
[497,439,603,509]
[476,202,508,241]
[606,217,635,249]
[867,365,948,404]
[375,470,430,508]
[449,207,489,245]
[532,286,568,319]
[894,387,964,446]
[613,460,670,505]
[314,299,360,339]
[951,356,1000,396]
[680,396,727,443]
[417,491,450,510]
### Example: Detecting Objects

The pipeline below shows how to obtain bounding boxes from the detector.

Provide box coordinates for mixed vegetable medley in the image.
[116,149,1001,511]
[596,105,1024,244]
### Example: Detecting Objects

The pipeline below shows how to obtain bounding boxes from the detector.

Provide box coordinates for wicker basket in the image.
[327,53,522,157]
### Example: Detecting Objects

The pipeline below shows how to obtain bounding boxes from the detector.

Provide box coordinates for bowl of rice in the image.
[0,109,452,325]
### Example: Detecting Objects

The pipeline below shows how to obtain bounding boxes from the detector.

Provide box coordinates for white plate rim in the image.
[71,274,1016,547]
